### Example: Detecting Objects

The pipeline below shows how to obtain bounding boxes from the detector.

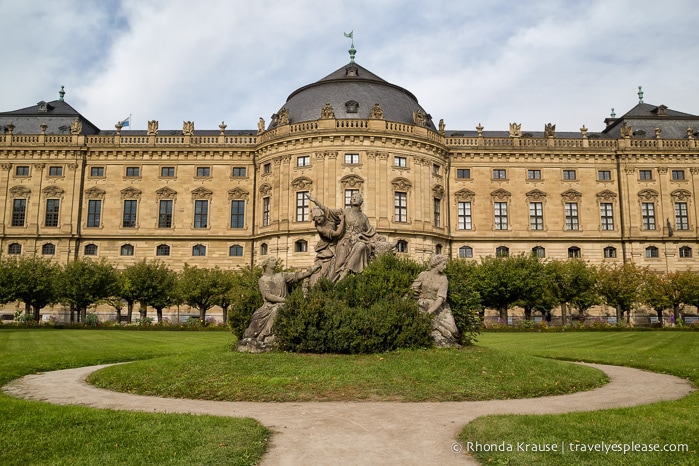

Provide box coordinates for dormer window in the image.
[345,65,358,77]
[655,105,668,117]
[37,101,49,112]
[345,100,359,113]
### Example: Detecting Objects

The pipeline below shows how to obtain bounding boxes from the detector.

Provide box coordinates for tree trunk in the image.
[139,304,147,321]
[115,308,122,323]
[199,307,207,322]
[673,304,681,324]
[560,302,567,326]
[81,306,87,323]
[156,307,163,323]
[656,309,664,327]
[70,305,75,323]
[221,304,229,325]
[127,301,134,323]
[32,304,40,322]
[498,306,508,324]
[524,308,532,321]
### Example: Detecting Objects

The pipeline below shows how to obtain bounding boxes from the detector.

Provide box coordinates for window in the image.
[458,202,472,230]
[230,200,245,228]
[494,202,508,230]
[527,169,541,180]
[12,199,26,227]
[641,202,656,230]
[529,202,543,230]
[262,197,270,226]
[161,167,175,177]
[42,243,55,255]
[600,203,614,230]
[492,169,506,179]
[194,200,208,228]
[232,167,246,177]
[679,246,693,258]
[672,170,685,181]
[8,243,21,255]
[563,170,577,180]
[394,192,407,222]
[125,167,140,177]
[196,166,211,177]
[123,200,137,228]
[263,163,271,174]
[598,170,611,181]
[565,202,579,230]
[296,192,309,222]
[156,244,170,256]
[15,166,29,176]
[48,166,62,176]
[604,246,617,258]
[568,246,581,258]
[675,202,689,230]
[229,244,243,257]
[120,244,134,256]
[90,166,104,177]
[297,156,310,167]
[295,240,308,252]
[435,244,442,255]
[645,246,659,258]
[433,164,440,175]
[456,169,471,179]
[192,244,206,256]
[345,189,359,208]
[396,240,408,253]
[459,246,473,258]
[394,156,407,168]
[158,200,173,228]
[639,170,652,180]
[84,244,98,256]
[532,246,545,258]
[344,153,359,164]
[260,243,268,255]
[496,246,509,257]
[45,199,60,227]
[433,198,441,227]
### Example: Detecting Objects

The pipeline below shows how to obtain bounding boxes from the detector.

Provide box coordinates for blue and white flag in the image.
[119,116,131,127]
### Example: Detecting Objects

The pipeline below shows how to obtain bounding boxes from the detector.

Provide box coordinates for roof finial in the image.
[344,31,356,63]
[59,85,65,101]
[611,108,616,118]
[638,85,644,104]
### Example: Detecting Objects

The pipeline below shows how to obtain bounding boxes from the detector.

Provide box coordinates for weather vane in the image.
[344,31,356,62]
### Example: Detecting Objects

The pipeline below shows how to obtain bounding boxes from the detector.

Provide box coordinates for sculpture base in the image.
[237,337,276,353]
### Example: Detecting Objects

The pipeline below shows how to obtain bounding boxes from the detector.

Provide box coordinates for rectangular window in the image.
[15,166,29,176]
[672,170,686,181]
[433,198,441,227]
[262,197,270,226]
[598,170,612,181]
[230,200,245,228]
[529,202,543,230]
[600,203,614,230]
[161,167,175,177]
[296,191,309,222]
[394,156,407,168]
[675,202,689,230]
[493,169,507,179]
[45,199,60,227]
[123,200,137,228]
[158,200,173,228]
[87,200,101,227]
[297,156,310,167]
[232,167,246,177]
[433,164,440,175]
[456,168,471,179]
[196,166,211,177]
[494,202,508,230]
[345,189,359,208]
[90,166,104,177]
[458,202,472,230]
[263,163,271,174]
[49,166,62,176]
[12,199,26,227]
[194,200,208,228]
[394,192,407,222]
[344,153,359,164]
[639,169,652,180]
[642,202,656,230]
[563,169,577,180]
[125,167,140,177]
[565,202,579,230]
[527,169,541,180]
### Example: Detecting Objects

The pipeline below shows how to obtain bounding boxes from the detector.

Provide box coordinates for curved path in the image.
[3,363,694,465]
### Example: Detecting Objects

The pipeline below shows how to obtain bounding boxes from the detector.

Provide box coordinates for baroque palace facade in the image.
[2,58,699,286]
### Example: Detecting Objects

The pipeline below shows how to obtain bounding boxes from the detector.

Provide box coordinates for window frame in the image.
[232,167,246,177]
[494,201,508,230]
[192,244,207,256]
[675,202,689,230]
[641,202,656,230]
[160,166,175,177]
[84,244,98,256]
[456,168,471,179]
[230,200,245,229]
[679,246,693,258]
[492,169,507,180]
[193,199,209,228]
[158,199,173,228]
[90,166,105,177]
[565,202,580,230]
[433,197,441,227]
[639,169,652,181]
[458,246,473,258]
[458,201,472,230]
[529,202,543,230]
[125,166,140,177]
[122,200,138,228]
[120,244,134,256]
[604,246,617,258]
[562,169,577,180]
[262,197,271,226]
[344,153,359,165]
[598,170,612,181]
[196,166,211,177]
[12,199,26,227]
[296,156,311,167]
[394,192,408,222]
[229,244,244,257]
[645,246,659,258]
[87,199,101,228]
[672,169,685,181]
[527,169,541,180]
[48,166,63,177]
[600,202,614,231]
[15,165,30,176]
[44,199,60,227]
[156,244,171,256]
[296,191,309,222]
[394,156,407,168]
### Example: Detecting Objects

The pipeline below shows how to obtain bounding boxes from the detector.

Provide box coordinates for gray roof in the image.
[602,103,699,139]
[0,99,101,135]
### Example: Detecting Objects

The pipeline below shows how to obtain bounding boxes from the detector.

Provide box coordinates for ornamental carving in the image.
[85,187,105,199]
[10,186,31,198]
[526,189,547,201]
[228,187,249,200]
[596,190,618,202]
[259,183,272,196]
[657,167,668,174]
[156,186,177,199]
[454,189,475,202]
[432,184,445,198]
[638,189,659,202]
[413,109,427,127]
[182,121,194,136]
[544,123,556,138]
[325,151,338,159]
[291,176,313,190]
[369,103,384,119]
[345,100,359,114]
[277,108,289,126]
[67,163,78,171]
[34,163,46,170]
[148,120,159,136]
[70,117,82,135]
[320,102,335,119]
[1,163,11,171]
[391,177,413,191]
[491,188,511,200]
[340,174,364,188]
[671,189,692,202]
[624,167,636,174]
[509,123,521,137]
[620,122,633,138]
[191,186,213,200]
[561,189,582,201]
[691,167,699,175]
[42,185,64,198]
[120,187,142,200]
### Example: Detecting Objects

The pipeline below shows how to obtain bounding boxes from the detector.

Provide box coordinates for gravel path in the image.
[3,362,694,465]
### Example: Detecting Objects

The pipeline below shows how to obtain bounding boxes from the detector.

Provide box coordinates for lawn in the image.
[459,332,698,465]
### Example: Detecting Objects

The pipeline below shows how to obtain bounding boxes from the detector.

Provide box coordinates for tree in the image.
[120,260,176,322]
[211,268,236,324]
[2,257,60,321]
[596,263,647,324]
[546,259,599,325]
[177,264,228,321]
[675,270,699,323]
[59,258,119,323]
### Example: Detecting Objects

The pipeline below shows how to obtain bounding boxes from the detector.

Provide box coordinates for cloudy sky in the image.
[2,0,697,133]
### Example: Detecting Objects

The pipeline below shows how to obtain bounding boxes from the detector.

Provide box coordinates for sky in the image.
[1,0,698,133]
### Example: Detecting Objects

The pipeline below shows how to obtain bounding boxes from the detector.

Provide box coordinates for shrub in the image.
[227,266,264,339]
[445,260,483,345]
[84,312,100,327]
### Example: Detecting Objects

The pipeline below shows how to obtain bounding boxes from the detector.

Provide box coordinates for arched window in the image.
[532,246,545,258]
[459,246,473,258]
[396,240,408,253]
[156,244,170,256]
[84,244,98,256]
[295,240,308,252]
[260,243,268,255]
[603,246,617,258]
[229,244,243,257]
[496,246,509,257]
[120,244,134,256]
[7,243,21,255]
[435,244,443,255]
[567,246,581,258]
[42,243,56,255]
[679,246,693,258]
[645,246,659,258]
[192,244,206,256]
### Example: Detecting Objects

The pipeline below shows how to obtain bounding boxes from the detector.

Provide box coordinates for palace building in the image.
[2,53,699,281]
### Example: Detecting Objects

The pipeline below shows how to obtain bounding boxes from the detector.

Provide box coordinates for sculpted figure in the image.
[410,255,460,348]
[308,202,346,285]
[238,257,319,353]
[257,117,265,134]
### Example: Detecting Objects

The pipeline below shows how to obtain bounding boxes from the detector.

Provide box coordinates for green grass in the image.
[0,329,268,466]
[459,332,699,465]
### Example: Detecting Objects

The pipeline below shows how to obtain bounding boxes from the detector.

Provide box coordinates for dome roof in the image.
[269,62,436,130]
